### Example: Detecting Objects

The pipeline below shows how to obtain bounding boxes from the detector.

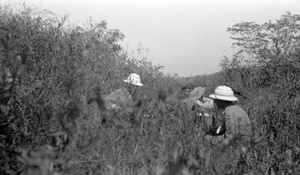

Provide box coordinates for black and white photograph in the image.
[0,0,299,174]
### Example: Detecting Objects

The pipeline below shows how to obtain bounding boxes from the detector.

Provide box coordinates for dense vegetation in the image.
[0,3,299,175]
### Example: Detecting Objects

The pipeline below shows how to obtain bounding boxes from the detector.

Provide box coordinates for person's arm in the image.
[219,114,235,145]
[196,99,205,107]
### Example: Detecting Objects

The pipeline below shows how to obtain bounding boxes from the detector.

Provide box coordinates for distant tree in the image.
[221,12,300,91]
[227,12,300,65]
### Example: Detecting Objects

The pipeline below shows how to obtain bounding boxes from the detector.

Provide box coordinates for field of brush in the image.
[1,4,300,175]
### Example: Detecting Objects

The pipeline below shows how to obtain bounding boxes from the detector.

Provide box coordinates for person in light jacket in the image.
[208,85,252,143]
[105,73,143,110]
[208,85,252,174]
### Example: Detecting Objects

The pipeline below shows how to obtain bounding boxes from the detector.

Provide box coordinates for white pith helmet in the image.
[123,73,143,86]
[209,86,238,101]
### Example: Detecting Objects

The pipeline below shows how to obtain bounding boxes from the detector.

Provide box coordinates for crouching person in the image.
[206,85,252,174]
[105,73,143,111]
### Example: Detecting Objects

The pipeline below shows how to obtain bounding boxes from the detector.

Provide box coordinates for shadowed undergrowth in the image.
[0,3,300,175]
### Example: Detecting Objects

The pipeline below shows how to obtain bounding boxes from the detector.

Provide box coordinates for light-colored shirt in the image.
[205,104,252,149]
[224,105,252,140]
[104,88,132,109]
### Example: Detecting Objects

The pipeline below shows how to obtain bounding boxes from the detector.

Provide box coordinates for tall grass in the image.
[1,3,299,175]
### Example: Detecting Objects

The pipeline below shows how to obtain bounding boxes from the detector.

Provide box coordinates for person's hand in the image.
[203,97,211,102]
[196,100,205,107]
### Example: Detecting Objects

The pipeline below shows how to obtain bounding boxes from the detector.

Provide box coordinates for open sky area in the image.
[2,0,300,77]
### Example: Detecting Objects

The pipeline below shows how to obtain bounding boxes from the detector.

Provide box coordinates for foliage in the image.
[219,11,300,174]
[1,3,300,175]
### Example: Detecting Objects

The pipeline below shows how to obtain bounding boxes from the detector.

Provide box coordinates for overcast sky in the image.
[2,0,300,77]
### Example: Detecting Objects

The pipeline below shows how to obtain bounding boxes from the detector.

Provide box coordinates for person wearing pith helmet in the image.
[123,73,143,103]
[105,73,143,110]
[208,85,252,142]
[208,85,252,174]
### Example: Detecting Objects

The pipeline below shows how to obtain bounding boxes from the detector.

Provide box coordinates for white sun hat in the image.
[209,86,238,101]
[123,73,143,86]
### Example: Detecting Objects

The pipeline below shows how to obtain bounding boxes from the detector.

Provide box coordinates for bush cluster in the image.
[0,4,299,175]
